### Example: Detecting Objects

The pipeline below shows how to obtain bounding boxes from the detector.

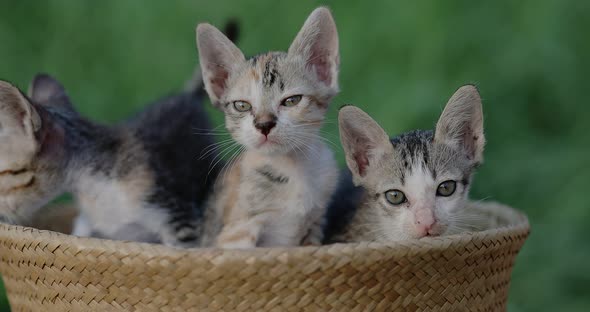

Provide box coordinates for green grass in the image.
[0,279,6,312]
[0,1,588,311]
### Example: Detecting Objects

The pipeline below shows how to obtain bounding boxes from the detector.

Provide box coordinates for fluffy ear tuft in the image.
[338,106,392,184]
[435,85,485,163]
[196,23,245,105]
[288,7,339,90]
[28,73,72,109]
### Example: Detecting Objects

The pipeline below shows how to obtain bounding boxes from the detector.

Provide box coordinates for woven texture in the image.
[0,203,529,312]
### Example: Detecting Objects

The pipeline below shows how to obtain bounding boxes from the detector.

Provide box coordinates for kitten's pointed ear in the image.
[196,23,245,104]
[0,81,42,171]
[28,73,73,109]
[0,80,42,137]
[288,7,339,90]
[435,85,485,163]
[339,106,392,185]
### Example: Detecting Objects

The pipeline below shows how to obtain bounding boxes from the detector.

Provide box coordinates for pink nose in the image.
[414,209,436,236]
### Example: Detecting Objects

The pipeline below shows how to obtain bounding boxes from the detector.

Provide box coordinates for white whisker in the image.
[206,142,240,180]
[220,145,245,187]
[198,138,235,160]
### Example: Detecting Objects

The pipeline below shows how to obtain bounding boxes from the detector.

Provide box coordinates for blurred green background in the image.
[0,0,588,311]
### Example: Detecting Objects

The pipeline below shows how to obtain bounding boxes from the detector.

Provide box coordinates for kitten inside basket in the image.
[0,7,516,248]
[0,73,220,247]
[197,7,340,248]
[324,85,516,243]
[0,22,239,248]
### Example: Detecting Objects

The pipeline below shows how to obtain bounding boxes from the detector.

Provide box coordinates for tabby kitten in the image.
[326,85,487,242]
[196,7,340,248]
[0,73,219,247]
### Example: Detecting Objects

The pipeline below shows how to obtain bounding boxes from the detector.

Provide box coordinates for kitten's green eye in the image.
[385,190,406,205]
[281,95,302,107]
[233,101,252,112]
[436,180,456,197]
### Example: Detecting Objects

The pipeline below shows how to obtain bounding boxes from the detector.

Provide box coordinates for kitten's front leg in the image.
[161,224,200,248]
[216,213,269,249]
[300,207,325,246]
[71,214,92,237]
[159,216,201,248]
[302,159,337,246]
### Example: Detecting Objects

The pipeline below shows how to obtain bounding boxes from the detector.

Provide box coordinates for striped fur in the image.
[328,85,486,243]
[197,7,340,248]
[0,73,220,248]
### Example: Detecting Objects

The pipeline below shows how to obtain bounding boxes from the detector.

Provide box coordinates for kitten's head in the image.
[196,7,339,155]
[338,85,485,241]
[0,75,70,224]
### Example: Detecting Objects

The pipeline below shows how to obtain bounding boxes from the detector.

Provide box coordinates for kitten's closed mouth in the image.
[257,137,279,146]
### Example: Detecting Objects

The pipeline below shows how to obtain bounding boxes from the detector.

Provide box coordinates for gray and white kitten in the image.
[326,85,487,243]
[196,7,340,248]
[0,73,220,247]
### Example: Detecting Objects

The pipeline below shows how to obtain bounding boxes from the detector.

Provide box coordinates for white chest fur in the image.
[71,169,165,240]
[238,143,338,246]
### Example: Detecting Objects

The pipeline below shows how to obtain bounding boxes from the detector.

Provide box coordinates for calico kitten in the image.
[326,85,488,243]
[196,7,340,248]
[0,72,219,247]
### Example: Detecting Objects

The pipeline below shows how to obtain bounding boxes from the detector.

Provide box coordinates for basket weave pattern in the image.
[0,208,528,311]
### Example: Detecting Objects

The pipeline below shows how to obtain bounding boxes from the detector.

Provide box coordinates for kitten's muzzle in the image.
[414,208,437,237]
[254,115,277,136]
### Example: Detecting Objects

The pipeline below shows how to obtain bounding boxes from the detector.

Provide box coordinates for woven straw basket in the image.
[0,202,529,312]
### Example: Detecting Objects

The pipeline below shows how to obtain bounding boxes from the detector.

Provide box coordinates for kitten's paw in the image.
[217,239,256,249]
[301,231,323,246]
[164,239,199,249]
[71,215,93,237]
[216,230,258,248]
[161,226,200,248]
[301,219,325,246]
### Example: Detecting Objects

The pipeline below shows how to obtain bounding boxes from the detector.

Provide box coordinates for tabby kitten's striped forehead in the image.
[338,85,485,241]
[197,7,339,154]
[389,129,475,187]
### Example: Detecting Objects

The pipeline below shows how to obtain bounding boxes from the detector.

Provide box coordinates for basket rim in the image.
[0,203,530,260]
